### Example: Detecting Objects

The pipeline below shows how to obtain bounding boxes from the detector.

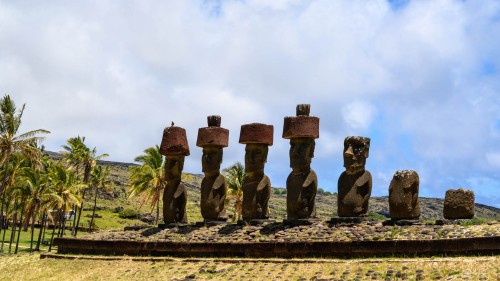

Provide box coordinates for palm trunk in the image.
[48,217,57,252]
[156,201,159,225]
[57,209,64,238]
[71,165,81,236]
[0,199,10,254]
[35,212,46,251]
[0,151,11,254]
[8,199,18,255]
[14,203,24,254]
[29,205,37,253]
[89,186,98,233]
[74,164,90,237]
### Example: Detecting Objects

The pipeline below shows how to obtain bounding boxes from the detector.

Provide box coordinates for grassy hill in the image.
[46,152,499,230]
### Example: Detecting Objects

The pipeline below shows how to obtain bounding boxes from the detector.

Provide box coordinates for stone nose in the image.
[344,146,354,158]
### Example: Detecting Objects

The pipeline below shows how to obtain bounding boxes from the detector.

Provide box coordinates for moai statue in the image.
[389,170,420,219]
[283,104,319,220]
[443,188,475,219]
[337,136,372,217]
[197,115,229,221]
[159,124,190,224]
[240,123,274,220]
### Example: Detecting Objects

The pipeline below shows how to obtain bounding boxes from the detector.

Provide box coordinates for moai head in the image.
[159,124,190,181]
[239,123,273,176]
[283,104,319,173]
[443,188,475,219]
[164,155,185,181]
[197,115,229,177]
[343,136,370,175]
[389,170,420,219]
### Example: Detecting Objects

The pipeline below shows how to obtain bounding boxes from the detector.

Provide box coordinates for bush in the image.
[367,212,387,221]
[119,208,139,219]
[317,188,332,195]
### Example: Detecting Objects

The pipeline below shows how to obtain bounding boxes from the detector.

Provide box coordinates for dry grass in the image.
[0,254,498,280]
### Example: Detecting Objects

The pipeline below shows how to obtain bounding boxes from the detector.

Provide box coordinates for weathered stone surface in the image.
[338,136,372,217]
[159,125,190,156]
[198,116,228,220]
[163,154,188,224]
[160,125,189,224]
[389,170,420,219]
[282,104,319,139]
[284,105,318,220]
[444,188,475,219]
[240,123,273,220]
[239,123,274,145]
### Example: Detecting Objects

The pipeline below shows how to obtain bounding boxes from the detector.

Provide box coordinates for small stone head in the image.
[164,154,185,181]
[290,137,315,172]
[201,145,223,176]
[245,143,268,174]
[343,136,370,175]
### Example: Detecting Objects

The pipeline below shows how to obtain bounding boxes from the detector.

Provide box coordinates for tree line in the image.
[0,95,110,255]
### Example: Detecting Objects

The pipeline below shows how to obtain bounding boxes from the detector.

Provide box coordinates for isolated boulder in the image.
[443,188,475,219]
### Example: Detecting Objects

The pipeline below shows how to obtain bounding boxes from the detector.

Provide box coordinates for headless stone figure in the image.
[240,123,273,220]
[197,115,229,221]
[159,125,190,224]
[337,136,372,217]
[163,155,188,223]
[200,146,227,220]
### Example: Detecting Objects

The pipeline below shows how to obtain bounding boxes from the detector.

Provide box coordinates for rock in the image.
[443,188,475,219]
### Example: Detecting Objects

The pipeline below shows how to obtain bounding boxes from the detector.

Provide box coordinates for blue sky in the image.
[1,0,499,207]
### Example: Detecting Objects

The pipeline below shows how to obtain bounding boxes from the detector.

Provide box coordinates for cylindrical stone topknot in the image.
[159,125,190,156]
[296,104,310,116]
[197,116,229,147]
[207,115,221,127]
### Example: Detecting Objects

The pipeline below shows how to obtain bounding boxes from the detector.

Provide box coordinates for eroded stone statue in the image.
[197,115,228,221]
[443,188,475,219]
[389,170,420,219]
[240,123,273,220]
[159,125,189,224]
[337,136,372,217]
[283,104,319,220]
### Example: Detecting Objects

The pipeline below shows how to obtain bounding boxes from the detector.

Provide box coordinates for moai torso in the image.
[242,175,271,219]
[389,170,420,219]
[163,181,187,223]
[286,169,317,219]
[200,174,227,219]
[338,170,372,216]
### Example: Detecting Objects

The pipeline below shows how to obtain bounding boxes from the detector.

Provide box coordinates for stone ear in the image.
[364,145,369,158]
[264,146,269,163]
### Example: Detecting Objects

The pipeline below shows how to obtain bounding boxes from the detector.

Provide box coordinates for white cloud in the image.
[1,0,500,206]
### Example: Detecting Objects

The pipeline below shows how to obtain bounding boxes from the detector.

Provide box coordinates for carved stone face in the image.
[289,138,315,172]
[164,155,184,181]
[201,145,222,176]
[343,137,370,175]
[245,143,268,174]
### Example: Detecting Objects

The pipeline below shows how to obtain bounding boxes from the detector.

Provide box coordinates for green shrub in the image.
[119,208,139,219]
[367,212,387,221]
[458,218,488,226]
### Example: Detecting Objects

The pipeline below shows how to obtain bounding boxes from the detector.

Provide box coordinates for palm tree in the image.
[223,162,245,222]
[0,94,49,252]
[61,137,108,236]
[45,163,81,251]
[128,145,164,224]
[88,165,111,232]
